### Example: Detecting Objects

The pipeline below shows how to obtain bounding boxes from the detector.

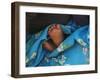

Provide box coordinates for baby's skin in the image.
[43,24,64,51]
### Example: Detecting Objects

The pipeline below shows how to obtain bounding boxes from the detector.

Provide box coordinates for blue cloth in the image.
[26,20,89,67]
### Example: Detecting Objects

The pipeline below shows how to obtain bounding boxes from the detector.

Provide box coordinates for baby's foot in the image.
[48,24,64,46]
[43,39,56,52]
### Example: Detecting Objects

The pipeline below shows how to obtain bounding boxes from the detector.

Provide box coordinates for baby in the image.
[43,24,64,51]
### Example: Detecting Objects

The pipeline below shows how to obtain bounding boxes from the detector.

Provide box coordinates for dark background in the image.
[26,12,89,34]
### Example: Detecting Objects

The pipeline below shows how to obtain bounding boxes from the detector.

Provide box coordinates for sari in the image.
[26,20,89,67]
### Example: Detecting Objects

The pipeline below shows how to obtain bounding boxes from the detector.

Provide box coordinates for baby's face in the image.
[43,24,64,52]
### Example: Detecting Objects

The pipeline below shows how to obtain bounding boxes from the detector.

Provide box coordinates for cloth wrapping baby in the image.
[26,20,89,67]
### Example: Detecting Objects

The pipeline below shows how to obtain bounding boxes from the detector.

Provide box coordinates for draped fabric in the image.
[26,20,89,67]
